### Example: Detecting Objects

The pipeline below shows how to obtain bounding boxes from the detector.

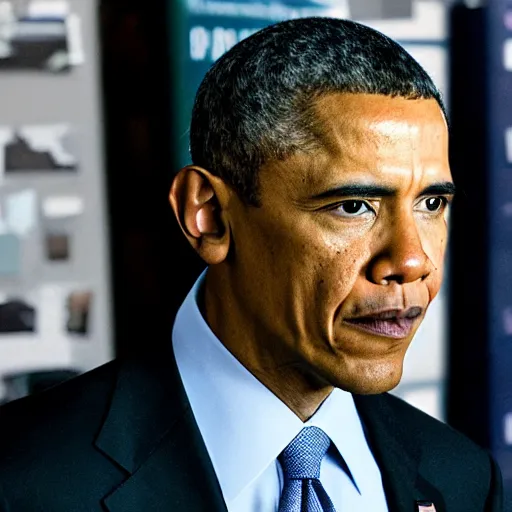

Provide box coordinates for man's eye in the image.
[417,196,448,213]
[334,200,372,217]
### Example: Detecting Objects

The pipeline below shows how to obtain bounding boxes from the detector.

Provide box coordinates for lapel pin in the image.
[416,501,436,511]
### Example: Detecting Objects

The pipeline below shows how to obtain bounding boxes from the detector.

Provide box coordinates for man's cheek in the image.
[426,269,444,302]
[421,230,447,270]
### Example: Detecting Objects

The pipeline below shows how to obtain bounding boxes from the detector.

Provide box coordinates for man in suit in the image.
[0,17,504,512]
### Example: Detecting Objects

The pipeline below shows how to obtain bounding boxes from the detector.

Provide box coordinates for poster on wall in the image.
[45,232,70,261]
[0,284,92,339]
[0,124,78,180]
[0,296,36,334]
[65,289,92,336]
[0,0,84,72]
[41,195,82,263]
[174,0,349,168]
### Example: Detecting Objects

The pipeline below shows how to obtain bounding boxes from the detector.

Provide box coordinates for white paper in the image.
[43,196,83,218]
[66,13,84,66]
[0,202,7,234]
[6,189,37,236]
[27,0,69,18]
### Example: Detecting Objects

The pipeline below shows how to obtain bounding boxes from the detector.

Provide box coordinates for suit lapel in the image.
[354,394,447,512]
[91,338,448,511]
[94,348,227,512]
[102,408,227,512]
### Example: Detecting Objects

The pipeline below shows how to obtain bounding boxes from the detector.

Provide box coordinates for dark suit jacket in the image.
[0,344,503,511]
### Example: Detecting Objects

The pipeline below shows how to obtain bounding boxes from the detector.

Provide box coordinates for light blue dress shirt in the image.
[172,269,389,512]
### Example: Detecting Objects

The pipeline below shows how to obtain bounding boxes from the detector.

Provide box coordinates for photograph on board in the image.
[0,0,83,72]
[0,124,78,176]
[45,231,70,261]
[65,289,92,336]
[0,296,36,334]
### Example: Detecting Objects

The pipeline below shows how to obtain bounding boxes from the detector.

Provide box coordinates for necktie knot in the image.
[279,427,331,480]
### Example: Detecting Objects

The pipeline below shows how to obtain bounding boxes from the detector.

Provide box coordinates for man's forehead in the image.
[262,93,450,196]
[311,92,448,150]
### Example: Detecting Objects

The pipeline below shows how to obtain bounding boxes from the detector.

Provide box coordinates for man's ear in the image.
[169,166,231,264]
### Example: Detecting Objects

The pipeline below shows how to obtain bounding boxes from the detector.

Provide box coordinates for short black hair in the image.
[190,17,446,206]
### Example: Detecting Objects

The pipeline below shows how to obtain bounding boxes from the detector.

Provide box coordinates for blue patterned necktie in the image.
[278,426,337,512]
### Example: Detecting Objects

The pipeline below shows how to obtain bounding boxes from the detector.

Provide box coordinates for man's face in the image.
[227,93,452,394]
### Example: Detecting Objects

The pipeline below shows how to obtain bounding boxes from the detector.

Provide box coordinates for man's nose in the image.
[368,216,433,285]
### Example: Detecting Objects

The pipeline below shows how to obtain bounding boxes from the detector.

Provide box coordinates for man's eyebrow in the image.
[309,184,395,200]
[308,181,456,201]
[419,182,456,196]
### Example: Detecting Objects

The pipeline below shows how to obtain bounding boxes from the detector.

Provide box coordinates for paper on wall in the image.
[0,202,8,234]
[66,13,84,66]
[0,127,14,184]
[27,0,70,17]
[0,233,20,275]
[42,196,83,218]
[5,189,37,236]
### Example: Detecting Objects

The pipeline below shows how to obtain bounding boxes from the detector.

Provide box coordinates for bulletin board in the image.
[0,0,113,402]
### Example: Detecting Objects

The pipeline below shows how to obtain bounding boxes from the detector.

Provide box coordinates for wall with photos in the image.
[0,0,113,402]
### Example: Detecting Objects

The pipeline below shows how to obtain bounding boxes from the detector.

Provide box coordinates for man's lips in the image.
[343,307,423,339]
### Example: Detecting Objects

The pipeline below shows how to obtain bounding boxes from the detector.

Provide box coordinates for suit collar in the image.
[354,394,446,512]
[94,345,228,511]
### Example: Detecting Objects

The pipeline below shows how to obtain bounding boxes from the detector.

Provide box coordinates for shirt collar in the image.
[172,268,369,504]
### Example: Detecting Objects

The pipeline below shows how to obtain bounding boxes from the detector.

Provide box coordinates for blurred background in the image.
[0,0,510,506]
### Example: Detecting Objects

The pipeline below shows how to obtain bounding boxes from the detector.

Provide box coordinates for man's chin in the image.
[344,378,401,395]
[331,360,404,395]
